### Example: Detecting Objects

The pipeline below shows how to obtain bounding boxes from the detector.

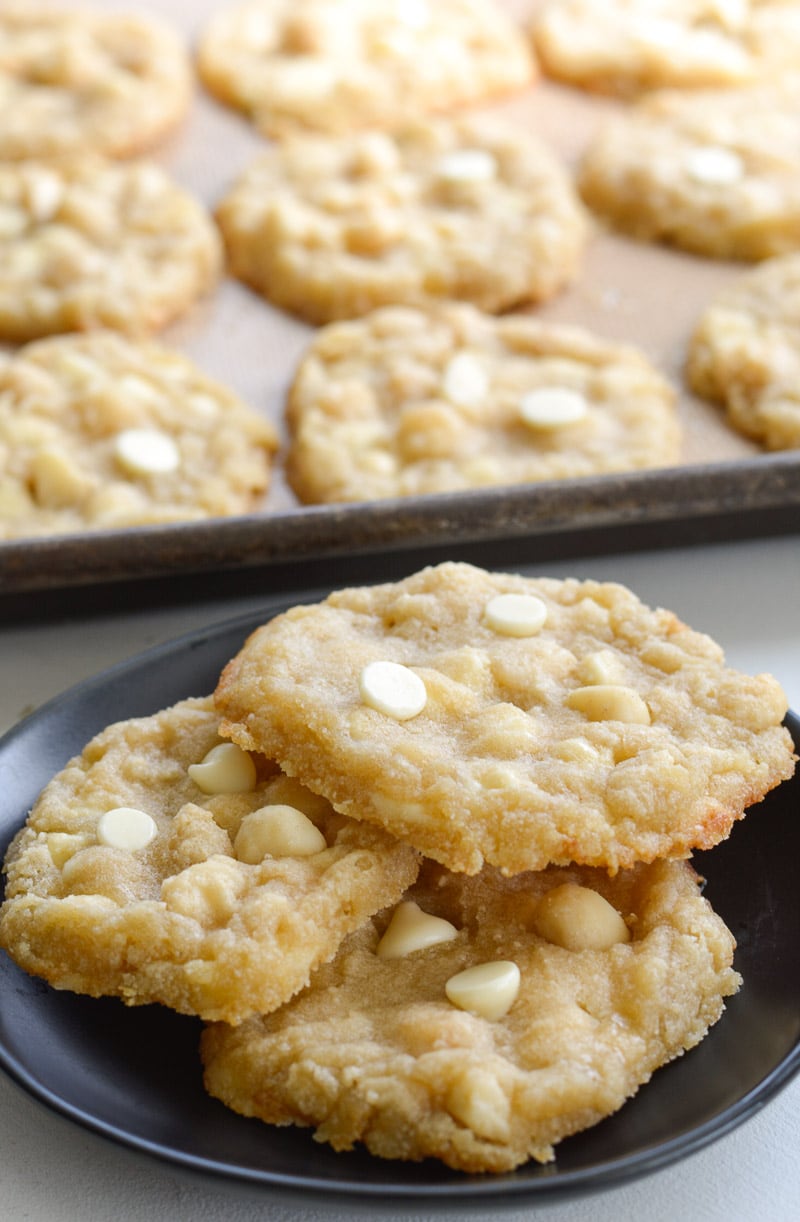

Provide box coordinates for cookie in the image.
[531,0,800,98]
[201,856,740,1171]
[686,253,800,450]
[285,303,681,502]
[0,157,221,342]
[0,697,419,1024]
[215,562,795,876]
[0,6,192,159]
[196,0,535,138]
[216,117,588,324]
[578,77,800,261]
[0,332,279,538]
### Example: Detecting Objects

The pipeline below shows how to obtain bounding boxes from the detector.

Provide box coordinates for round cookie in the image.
[214,562,795,876]
[0,6,192,159]
[0,332,279,538]
[216,117,588,324]
[0,157,221,342]
[0,697,419,1024]
[285,303,681,502]
[531,0,800,98]
[201,856,741,1172]
[686,253,800,450]
[578,77,800,261]
[196,0,535,138]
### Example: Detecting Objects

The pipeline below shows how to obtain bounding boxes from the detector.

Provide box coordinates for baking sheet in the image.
[2,0,799,595]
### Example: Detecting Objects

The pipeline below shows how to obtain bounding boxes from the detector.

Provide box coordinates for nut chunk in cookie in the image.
[286,303,681,502]
[0,697,419,1024]
[197,0,535,138]
[0,333,278,539]
[215,117,588,324]
[215,562,795,875]
[201,858,741,1171]
[686,252,800,450]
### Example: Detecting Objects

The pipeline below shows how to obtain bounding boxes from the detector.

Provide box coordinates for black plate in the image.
[1,596,799,1206]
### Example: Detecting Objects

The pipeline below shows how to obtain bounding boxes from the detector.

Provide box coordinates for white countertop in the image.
[1,534,798,1222]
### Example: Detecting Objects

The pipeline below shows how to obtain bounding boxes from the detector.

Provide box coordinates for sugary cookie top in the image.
[286,303,681,502]
[216,117,588,324]
[0,157,221,342]
[0,7,192,159]
[532,0,800,97]
[197,0,535,137]
[687,252,800,449]
[201,857,740,1171]
[578,77,800,261]
[215,562,795,875]
[0,332,278,538]
[0,697,418,1023]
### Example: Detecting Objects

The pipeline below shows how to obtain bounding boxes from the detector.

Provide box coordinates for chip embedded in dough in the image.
[201,857,741,1171]
[215,562,795,876]
[578,77,800,261]
[0,697,419,1023]
[686,252,800,450]
[285,303,681,502]
[216,117,587,325]
[0,157,221,342]
[531,0,800,98]
[0,6,192,159]
[196,0,535,137]
[0,332,279,538]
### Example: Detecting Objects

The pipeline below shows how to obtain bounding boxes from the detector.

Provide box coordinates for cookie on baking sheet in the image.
[216,117,588,325]
[578,77,800,262]
[0,6,192,160]
[0,332,279,538]
[201,856,740,1171]
[196,0,535,138]
[531,0,800,98]
[285,303,681,503]
[215,562,795,876]
[686,253,800,450]
[0,157,221,342]
[0,697,419,1024]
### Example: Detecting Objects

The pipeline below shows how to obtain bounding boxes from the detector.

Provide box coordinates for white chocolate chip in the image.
[519,387,589,429]
[685,145,744,186]
[566,684,651,724]
[359,660,427,720]
[484,592,548,637]
[442,352,489,409]
[578,649,625,685]
[445,960,520,1021]
[376,900,458,959]
[97,806,157,852]
[234,804,327,863]
[533,883,631,952]
[446,1068,510,1142]
[188,743,257,794]
[25,169,64,222]
[113,428,180,477]
[437,149,497,184]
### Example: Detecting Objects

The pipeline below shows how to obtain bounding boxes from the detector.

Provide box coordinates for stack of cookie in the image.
[1,562,795,1171]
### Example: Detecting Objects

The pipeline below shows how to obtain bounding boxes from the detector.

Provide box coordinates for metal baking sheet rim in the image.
[2,453,799,594]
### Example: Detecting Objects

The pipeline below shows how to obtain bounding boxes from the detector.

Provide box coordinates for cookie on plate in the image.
[285,303,681,502]
[686,252,800,450]
[196,0,535,138]
[0,157,221,342]
[578,77,800,261]
[201,856,741,1171]
[0,6,192,159]
[0,332,279,538]
[0,697,419,1024]
[215,562,795,876]
[216,117,588,324]
[531,0,800,98]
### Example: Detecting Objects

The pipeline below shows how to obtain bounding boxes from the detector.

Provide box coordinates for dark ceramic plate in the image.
[1,597,799,1206]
